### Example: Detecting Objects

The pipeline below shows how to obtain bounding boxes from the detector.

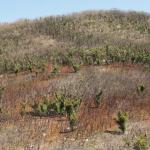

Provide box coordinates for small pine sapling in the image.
[95,90,103,107]
[72,63,81,72]
[116,111,128,134]
[137,84,145,95]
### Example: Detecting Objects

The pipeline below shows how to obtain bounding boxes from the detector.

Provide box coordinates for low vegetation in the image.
[0,10,150,74]
[31,94,81,132]
[0,10,150,150]
[116,111,128,134]
[134,135,150,150]
[95,90,103,107]
[137,84,145,95]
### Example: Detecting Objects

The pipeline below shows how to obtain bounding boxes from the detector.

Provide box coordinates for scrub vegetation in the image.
[0,10,150,150]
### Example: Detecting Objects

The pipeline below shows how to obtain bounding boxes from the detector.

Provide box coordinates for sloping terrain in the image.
[0,10,150,74]
[0,65,150,149]
[0,10,150,150]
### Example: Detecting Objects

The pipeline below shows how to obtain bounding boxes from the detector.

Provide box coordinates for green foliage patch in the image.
[116,111,128,133]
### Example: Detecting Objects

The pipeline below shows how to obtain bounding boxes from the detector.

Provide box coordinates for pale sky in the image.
[0,0,150,23]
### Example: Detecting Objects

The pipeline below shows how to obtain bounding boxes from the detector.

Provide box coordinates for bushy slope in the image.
[0,10,150,149]
[0,10,150,74]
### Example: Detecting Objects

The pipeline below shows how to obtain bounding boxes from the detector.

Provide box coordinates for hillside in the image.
[0,10,150,74]
[0,10,150,150]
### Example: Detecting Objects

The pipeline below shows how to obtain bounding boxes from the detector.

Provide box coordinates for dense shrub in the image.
[72,63,81,72]
[51,65,60,74]
[134,135,150,150]
[116,111,128,133]
[31,94,81,131]
[31,97,54,116]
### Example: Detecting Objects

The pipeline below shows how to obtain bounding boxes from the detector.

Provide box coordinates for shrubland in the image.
[0,10,150,149]
[0,10,150,74]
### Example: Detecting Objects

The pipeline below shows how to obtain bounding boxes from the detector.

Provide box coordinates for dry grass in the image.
[0,65,149,149]
[0,10,150,74]
[0,10,150,149]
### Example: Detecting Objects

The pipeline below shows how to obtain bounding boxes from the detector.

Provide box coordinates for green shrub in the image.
[51,65,59,74]
[54,93,81,115]
[0,86,4,99]
[48,93,81,131]
[90,48,102,65]
[14,63,21,74]
[31,102,43,116]
[72,63,81,72]
[31,94,81,130]
[95,90,103,107]
[20,102,27,117]
[35,59,46,73]
[116,111,128,133]
[134,135,150,150]
[62,95,80,131]
[69,111,78,131]
[54,93,66,115]
[27,61,33,72]
[0,86,4,114]
[137,84,145,94]
[31,97,52,116]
